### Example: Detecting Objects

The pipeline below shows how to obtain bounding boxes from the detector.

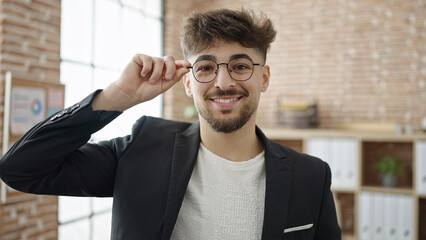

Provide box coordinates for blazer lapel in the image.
[257,128,293,240]
[161,125,292,239]
[162,121,200,240]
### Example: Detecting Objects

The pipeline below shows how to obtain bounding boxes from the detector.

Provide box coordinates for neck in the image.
[199,115,264,162]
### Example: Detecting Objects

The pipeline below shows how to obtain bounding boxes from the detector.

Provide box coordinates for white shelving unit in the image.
[263,127,426,240]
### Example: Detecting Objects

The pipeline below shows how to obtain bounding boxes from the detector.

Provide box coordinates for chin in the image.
[207,115,251,133]
[196,100,256,133]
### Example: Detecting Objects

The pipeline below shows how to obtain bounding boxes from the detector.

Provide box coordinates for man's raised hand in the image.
[92,54,191,111]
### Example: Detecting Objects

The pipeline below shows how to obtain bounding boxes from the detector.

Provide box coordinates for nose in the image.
[214,64,236,90]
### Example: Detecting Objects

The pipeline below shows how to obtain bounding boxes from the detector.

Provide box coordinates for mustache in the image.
[205,89,249,100]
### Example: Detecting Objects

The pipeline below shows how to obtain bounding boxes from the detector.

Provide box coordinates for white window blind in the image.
[59,0,163,238]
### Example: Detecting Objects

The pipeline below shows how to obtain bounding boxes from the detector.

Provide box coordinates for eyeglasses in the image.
[186,58,263,83]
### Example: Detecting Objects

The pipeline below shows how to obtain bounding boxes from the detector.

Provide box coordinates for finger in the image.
[160,64,190,90]
[139,55,153,78]
[160,70,186,93]
[174,67,190,81]
[173,60,191,80]
[149,57,165,83]
[175,59,192,69]
[162,56,176,80]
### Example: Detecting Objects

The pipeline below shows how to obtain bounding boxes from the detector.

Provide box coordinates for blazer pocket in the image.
[283,223,313,240]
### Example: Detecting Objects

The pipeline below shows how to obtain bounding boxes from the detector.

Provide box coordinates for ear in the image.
[261,65,270,92]
[183,74,193,97]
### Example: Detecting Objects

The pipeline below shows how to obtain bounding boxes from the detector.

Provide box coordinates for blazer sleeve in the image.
[314,162,342,239]
[0,90,125,197]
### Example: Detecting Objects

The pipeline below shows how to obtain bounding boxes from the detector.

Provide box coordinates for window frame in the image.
[58,0,164,239]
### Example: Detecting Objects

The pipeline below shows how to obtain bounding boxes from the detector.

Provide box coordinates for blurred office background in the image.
[0,0,425,239]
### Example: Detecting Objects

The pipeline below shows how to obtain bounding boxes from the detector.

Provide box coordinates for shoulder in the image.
[268,140,332,195]
[106,116,196,157]
[273,140,328,170]
[131,116,195,138]
[257,127,328,174]
[262,136,330,183]
[135,116,192,130]
[276,142,333,194]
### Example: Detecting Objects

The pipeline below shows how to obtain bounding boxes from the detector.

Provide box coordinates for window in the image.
[59,0,163,238]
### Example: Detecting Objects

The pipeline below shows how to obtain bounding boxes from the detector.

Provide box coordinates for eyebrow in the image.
[193,53,254,63]
[229,54,253,62]
[194,54,216,62]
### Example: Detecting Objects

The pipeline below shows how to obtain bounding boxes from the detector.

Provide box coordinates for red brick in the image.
[164,0,426,130]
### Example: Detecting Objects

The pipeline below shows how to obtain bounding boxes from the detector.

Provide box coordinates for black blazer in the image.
[0,91,341,240]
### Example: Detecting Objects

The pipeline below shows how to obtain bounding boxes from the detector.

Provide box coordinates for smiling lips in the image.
[210,96,242,109]
[206,89,248,109]
[212,97,240,104]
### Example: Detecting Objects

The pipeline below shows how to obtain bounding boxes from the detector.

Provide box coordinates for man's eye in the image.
[197,66,214,72]
[233,64,249,70]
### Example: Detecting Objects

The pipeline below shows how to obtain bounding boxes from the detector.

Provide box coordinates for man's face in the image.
[184,41,270,133]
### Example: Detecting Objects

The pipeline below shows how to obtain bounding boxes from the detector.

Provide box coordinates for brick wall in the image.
[164,0,426,130]
[0,0,61,239]
[163,0,197,121]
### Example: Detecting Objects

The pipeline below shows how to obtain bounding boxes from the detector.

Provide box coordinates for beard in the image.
[195,89,258,133]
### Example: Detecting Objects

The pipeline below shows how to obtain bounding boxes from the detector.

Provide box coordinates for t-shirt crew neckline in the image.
[199,143,265,169]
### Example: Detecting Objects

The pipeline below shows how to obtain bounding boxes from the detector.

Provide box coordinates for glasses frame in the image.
[186,58,263,83]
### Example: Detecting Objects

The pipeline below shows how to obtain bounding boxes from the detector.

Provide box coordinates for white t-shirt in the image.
[170,144,266,240]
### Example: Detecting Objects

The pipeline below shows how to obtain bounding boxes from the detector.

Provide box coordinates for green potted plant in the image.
[376,155,403,187]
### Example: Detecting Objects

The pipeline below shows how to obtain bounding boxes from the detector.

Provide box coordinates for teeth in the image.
[214,98,237,104]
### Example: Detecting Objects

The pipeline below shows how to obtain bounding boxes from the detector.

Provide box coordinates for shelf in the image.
[332,189,357,194]
[362,141,413,189]
[361,186,413,195]
[262,127,426,141]
[342,234,356,240]
[420,198,426,240]
[262,127,425,240]
[335,192,355,236]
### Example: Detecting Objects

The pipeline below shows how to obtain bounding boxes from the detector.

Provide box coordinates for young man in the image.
[0,9,341,240]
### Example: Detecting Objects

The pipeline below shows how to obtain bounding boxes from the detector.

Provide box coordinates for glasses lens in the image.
[192,60,217,83]
[228,58,254,81]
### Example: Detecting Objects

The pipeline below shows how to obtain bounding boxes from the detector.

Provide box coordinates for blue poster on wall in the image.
[10,86,46,136]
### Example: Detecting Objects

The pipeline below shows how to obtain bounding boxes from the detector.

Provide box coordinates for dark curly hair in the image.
[181,8,277,61]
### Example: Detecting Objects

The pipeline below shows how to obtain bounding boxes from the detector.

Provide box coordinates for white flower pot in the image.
[381,173,397,187]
